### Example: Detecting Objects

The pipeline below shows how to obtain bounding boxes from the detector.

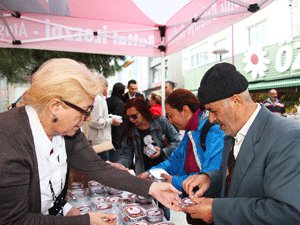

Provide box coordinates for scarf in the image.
[184,108,201,174]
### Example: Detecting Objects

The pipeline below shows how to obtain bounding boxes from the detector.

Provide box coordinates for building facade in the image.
[183,0,300,112]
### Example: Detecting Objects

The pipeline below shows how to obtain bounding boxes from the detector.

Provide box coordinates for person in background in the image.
[0,58,181,225]
[122,79,144,103]
[139,89,225,225]
[182,63,300,225]
[86,74,121,161]
[148,91,162,116]
[262,88,286,116]
[112,98,180,220]
[106,82,126,149]
[165,81,175,98]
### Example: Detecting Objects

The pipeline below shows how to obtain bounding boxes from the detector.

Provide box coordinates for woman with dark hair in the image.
[139,89,225,225]
[113,97,180,175]
[112,98,180,220]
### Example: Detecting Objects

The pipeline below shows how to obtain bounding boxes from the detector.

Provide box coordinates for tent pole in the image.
[161,51,166,116]
[158,26,166,116]
[0,9,18,43]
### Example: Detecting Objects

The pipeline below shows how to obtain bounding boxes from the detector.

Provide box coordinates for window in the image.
[190,43,208,68]
[150,59,168,85]
[248,21,266,47]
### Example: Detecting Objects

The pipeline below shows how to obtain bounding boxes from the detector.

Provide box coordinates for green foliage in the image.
[0,48,125,83]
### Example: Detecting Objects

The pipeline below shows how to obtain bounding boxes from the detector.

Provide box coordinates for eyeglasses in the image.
[127,112,139,120]
[62,100,93,120]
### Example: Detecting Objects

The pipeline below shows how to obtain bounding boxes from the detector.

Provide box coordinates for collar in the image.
[25,105,65,160]
[129,93,135,99]
[267,97,279,105]
[234,103,261,145]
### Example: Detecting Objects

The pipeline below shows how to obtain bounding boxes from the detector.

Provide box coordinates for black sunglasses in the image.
[62,100,93,120]
[127,112,139,120]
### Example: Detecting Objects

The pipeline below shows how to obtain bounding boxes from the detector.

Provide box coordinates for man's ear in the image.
[231,94,243,111]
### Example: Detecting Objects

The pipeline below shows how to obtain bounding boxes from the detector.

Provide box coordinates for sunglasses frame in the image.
[62,100,93,120]
[127,112,139,120]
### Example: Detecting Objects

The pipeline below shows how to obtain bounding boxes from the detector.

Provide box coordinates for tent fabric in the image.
[0,0,272,57]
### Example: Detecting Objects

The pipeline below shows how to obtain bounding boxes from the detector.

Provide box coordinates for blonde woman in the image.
[0,58,181,225]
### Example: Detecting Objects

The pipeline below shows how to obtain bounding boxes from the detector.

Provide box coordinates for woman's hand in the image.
[89,212,117,225]
[137,171,151,180]
[108,162,129,172]
[65,207,81,216]
[149,146,161,159]
[148,182,182,211]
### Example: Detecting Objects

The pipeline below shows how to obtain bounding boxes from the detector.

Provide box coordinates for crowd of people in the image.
[1,59,300,225]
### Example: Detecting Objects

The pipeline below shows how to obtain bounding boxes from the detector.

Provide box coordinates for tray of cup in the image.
[180,197,197,207]
[146,206,164,223]
[90,195,107,205]
[95,202,113,213]
[122,204,146,223]
[78,204,92,215]
[106,186,123,195]
[117,197,134,208]
[152,222,176,225]
[129,194,153,205]
[70,181,84,189]
[88,180,106,195]
[132,220,150,225]
[107,195,122,205]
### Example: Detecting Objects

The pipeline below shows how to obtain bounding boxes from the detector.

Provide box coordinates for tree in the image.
[0,48,126,83]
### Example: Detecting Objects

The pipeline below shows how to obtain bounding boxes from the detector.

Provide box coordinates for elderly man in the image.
[182,63,300,225]
[262,88,286,116]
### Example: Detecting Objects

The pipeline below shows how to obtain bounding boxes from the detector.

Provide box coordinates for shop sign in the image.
[275,41,300,73]
[244,39,300,80]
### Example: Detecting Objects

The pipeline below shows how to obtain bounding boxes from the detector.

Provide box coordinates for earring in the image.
[52,115,58,123]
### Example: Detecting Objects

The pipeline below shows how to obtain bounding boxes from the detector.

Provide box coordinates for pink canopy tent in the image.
[0,0,271,57]
[0,0,272,114]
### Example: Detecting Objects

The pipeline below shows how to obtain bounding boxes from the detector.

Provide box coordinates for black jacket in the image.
[122,92,144,103]
[106,95,125,148]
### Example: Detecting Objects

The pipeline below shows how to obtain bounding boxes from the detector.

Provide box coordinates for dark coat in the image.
[0,107,152,225]
[208,106,300,225]
[106,95,125,148]
[122,92,144,103]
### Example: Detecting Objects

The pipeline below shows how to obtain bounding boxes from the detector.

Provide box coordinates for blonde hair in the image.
[150,92,162,105]
[91,70,107,94]
[23,58,101,112]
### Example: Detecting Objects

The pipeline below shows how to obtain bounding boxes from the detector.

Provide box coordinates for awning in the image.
[249,78,300,91]
[0,0,272,57]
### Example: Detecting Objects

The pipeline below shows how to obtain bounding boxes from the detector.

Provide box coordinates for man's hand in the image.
[148,182,182,211]
[183,174,211,197]
[137,171,151,180]
[182,197,214,224]
[89,212,117,225]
